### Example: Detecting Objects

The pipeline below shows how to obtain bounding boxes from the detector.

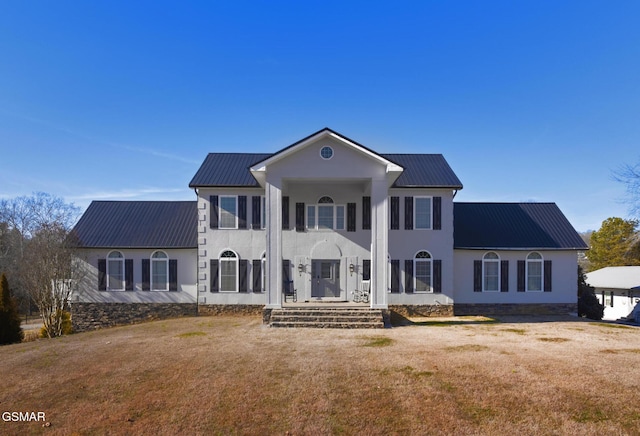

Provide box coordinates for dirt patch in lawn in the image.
[1,315,639,435]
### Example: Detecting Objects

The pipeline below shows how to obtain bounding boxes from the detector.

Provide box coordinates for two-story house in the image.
[71,128,587,329]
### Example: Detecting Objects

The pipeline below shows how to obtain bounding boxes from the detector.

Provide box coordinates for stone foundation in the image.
[198,304,264,317]
[453,303,577,316]
[71,302,197,332]
[390,304,455,318]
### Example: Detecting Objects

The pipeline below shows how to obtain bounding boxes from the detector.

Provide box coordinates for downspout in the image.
[194,187,200,317]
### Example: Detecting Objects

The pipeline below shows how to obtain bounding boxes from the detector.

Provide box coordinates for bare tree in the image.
[20,223,82,337]
[0,193,81,336]
[614,161,640,219]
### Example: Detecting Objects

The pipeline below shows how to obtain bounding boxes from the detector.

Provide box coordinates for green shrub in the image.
[577,266,604,320]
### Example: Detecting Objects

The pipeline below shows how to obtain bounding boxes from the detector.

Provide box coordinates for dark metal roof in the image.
[454,202,588,250]
[383,154,463,188]
[189,153,463,189]
[71,201,197,248]
[189,153,271,187]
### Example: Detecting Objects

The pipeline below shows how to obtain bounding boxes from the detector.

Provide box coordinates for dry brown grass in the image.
[2,315,640,435]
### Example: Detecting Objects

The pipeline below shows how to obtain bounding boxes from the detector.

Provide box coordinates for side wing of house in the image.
[452,202,588,314]
[71,201,198,303]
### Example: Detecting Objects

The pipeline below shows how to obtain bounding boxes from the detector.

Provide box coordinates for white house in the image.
[585,266,640,322]
[71,128,587,328]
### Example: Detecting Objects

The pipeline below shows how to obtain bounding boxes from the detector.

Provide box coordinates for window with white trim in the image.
[220,250,238,292]
[320,146,334,159]
[151,251,169,291]
[261,196,266,229]
[219,196,238,229]
[306,196,345,230]
[107,251,125,291]
[415,197,432,230]
[414,250,432,293]
[526,252,543,292]
[483,252,500,292]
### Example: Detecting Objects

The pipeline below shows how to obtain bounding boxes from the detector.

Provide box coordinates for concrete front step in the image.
[269,308,385,328]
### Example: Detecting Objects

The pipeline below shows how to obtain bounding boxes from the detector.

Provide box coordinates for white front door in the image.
[311,260,342,300]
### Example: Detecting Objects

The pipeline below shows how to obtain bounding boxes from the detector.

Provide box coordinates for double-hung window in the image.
[307,197,345,230]
[220,250,238,292]
[415,197,432,230]
[483,252,500,292]
[219,196,238,229]
[414,251,432,293]
[151,251,169,291]
[107,251,125,291]
[526,252,543,292]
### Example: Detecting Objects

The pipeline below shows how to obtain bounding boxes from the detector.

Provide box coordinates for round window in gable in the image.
[320,146,334,160]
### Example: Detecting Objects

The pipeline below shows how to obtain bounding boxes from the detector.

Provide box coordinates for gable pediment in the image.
[250,128,403,184]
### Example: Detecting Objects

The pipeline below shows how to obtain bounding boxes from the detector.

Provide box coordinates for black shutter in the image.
[544,260,552,292]
[252,260,262,292]
[500,260,509,292]
[473,260,482,292]
[239,260,248,292]
[433,197,442,230]
[238,196,247,229]
[296,202,305,232]
[362,196,371,230]
[433,260,442,293]
[210,259,219,292]
[283,259,291,295]
[347,203,356,232]
[404,197,413,230]
[125,259,134,291]
[404,260,414,293]
[169,259,178,291]
[252,196,261,229]
[142,259,150,291]
[210,195,219,229]
[362,260,371,281]
[282,196,290,230]
[390,197,400,230]
[98,259,106,291]
[391,260,400,293]
[517,260,525,292]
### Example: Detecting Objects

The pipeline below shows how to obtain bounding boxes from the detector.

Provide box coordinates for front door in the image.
[311,260,342,300]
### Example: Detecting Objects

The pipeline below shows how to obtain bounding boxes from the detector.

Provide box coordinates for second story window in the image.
[219,196,238,229]
[307,196,345,230]
[415,197,432,230]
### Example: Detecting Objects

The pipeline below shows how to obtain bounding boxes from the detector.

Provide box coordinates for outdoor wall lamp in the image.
[298,263,304,276]
[349,263,355,276]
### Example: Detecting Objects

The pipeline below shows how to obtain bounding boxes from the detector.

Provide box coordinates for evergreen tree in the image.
[577,266,604,320]
[0,273,23,345]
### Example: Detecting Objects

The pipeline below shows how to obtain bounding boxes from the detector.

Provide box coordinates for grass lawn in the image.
[1,315,640,435]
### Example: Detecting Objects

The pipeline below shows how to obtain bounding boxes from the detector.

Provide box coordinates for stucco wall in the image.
[75,248,197,303]
[453,249,579,304]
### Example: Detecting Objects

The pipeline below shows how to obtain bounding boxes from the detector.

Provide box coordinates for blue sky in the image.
[1,1,639,232]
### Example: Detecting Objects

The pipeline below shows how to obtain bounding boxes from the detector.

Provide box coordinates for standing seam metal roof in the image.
[453,202,587,250]
[189,153,462,188]
[71,201,197,248]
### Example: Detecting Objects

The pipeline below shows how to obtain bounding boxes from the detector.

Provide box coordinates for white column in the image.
[265,181,283,308]
[370,178,388,309]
